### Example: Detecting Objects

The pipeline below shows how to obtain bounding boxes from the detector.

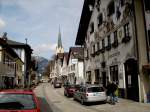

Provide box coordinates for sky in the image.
[0,0,84,59]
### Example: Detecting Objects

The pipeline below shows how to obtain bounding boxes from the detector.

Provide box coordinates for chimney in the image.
[2,32,8,41]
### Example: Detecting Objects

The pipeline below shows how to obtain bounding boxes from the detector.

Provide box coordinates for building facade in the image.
[3,33,33,87]
[76,0,150,102]
[0,37,23,88]
[62,53,69,83]
[67,47,84,84]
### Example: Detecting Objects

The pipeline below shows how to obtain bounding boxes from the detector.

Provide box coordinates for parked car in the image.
[53,81,62,88]
[0,89,40,112]
[73,84,107,105]
[64,84,81,97]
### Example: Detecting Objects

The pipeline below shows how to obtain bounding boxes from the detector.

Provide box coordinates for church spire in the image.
[58,27,63,48]
[56,27,64,54]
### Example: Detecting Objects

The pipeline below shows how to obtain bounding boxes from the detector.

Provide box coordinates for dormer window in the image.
[107,0,115,16]
[98,13,103,27]
[90,22,94,34]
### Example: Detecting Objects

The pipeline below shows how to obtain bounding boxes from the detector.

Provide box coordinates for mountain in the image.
[33,56,49,74]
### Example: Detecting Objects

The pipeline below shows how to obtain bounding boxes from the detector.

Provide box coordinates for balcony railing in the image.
[0,62,15,77]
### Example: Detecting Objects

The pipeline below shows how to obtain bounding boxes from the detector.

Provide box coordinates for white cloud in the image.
[0,18,6,29]
[33,43,57,55]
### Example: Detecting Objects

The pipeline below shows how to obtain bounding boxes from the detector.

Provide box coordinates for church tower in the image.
[56,28,64,54]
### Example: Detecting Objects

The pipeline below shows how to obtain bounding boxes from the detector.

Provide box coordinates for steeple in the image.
[56,27,64,54]
[58,27,63,48]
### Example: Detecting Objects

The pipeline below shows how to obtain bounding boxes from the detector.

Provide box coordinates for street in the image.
[34,83,150,112]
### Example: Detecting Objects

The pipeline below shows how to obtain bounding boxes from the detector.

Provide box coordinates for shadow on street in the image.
[38,97,53,112]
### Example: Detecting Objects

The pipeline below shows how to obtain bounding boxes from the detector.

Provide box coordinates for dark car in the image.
[0,89,40,112]
[54,81,62,88]
[64,84,81,97]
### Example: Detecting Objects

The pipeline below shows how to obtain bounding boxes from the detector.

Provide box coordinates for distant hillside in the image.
[33,56,49,74]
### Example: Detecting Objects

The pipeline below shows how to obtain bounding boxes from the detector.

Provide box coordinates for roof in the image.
[62,52,69,65]
[57,28,63,48]
[6,39,33,53]
[67,47,84,65]
[75,0,95,45]
[6,39,26,46]
[63,52,69,60]
[0,38,22,60]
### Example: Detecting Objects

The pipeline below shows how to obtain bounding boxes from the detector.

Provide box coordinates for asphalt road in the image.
[34,83,150,112]
[34,83,53,112]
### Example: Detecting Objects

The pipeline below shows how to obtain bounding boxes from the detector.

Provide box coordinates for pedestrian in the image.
[106,81,117,105]
[110,81,117,105]
[114,82,119,103]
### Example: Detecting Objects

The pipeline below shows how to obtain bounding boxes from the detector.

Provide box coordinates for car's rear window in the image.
[87,87,104,92]
[0,93,36,110]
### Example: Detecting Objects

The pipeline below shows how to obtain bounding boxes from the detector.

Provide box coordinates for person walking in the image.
[106,81,117,105]
[114,82,119,103]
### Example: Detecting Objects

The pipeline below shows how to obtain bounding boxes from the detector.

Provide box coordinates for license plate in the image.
[94,93,100,96]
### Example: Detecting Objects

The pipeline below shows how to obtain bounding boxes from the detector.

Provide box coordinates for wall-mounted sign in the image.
[71,59,78,64]
[108,51,120,59]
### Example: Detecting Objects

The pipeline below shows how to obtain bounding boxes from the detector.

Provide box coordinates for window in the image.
[98,13,103,27]
[106,35,111,50]
[122,23,131,43]
[95,69,100,83]
[102,39,105,49]
[86,71,91,83]
[114,31,118,42]
[87,87,104,92]
[97,42,100,51]
[85,49,89,58]
[90,22,94,34]
[107,1,115,16]
[0,94,36,110]
[108,35,111,45]
[110,65,118,83]
[144,0,150,11]
[92,45,95,54]
[124,23,130,37]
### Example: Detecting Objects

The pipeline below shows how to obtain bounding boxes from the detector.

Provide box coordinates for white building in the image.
[67,47,84,84]
[62,53,69,83]
[75,0,150,102]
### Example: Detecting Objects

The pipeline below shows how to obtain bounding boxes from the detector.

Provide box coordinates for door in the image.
[125,59,139,101]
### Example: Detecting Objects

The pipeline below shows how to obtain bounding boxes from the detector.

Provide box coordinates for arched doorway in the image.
[124,59,139,101]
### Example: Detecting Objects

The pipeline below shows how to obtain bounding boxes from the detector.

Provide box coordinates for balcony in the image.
[0,62,15,77]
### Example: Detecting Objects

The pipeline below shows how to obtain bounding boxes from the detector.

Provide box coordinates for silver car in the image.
[73,84,107,105]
